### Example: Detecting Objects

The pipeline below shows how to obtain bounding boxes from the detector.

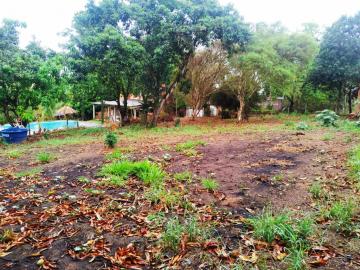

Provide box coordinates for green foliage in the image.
[100,160,164,187]
[309,182,324,199]
[37,152,54,164]
[161,217,184,251]
[175,140,206,152]
[78,176,91,184]
[174,171,192,183]
[315,109,338,127]
[348,145,360,182]
[104,132,117,148]
[288,247,307,270]
[102,176,126,187]
[201,178,219,191]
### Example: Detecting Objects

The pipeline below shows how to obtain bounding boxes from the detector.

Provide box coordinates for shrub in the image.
[315,109,338,127]
[201,178,219,191]
[37,152,54,164]
[104,132,117,148]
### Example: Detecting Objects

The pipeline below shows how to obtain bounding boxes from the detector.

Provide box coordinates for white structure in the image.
[186,105,218,118]
[92,98,142,122]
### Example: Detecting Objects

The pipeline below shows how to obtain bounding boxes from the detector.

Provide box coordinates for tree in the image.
[310,12,360,113]
[185,42,227,119]
[121,0,251,126]
[68,1,145,125]
[223,52,263,122]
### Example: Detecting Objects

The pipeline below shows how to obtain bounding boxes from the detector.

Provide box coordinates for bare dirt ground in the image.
[0,117,359,269]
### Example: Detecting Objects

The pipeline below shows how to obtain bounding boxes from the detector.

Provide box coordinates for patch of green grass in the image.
[84,188,105,196]
[201,178,219,191]
[105,149,130,161]
[100,160,164,187]
[145,186,181,207]
[327,200,356,233]
[287,247,307,270]
[321,133,334,141]
[348,145,360,182]
[37,152,54,164]
[15,167,42,178]
[8,150,22,159]
[309,182,324,199]
[174,171,192,182]
[101,175,126,187]
[146,212,166,227]
[185,216,209,242]
[78,176,91,184]
[175,140,205,153]
[272,174,284,182]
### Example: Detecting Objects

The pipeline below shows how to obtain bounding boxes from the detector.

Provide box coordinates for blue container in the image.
[1,127,28,144]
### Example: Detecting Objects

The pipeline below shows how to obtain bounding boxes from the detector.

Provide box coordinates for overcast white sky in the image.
[1,0,360,50]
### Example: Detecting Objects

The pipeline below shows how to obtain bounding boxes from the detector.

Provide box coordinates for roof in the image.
[92,99,142,108]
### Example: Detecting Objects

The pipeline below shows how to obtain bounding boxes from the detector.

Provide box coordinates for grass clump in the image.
[175,140,205,156]
[309,182,324,199]
[174,171,192,182]
[100,160,164,187]
[201,178,219,191]
[327,200,356,233]
[104,132,117,148]
[15,167,42,178]
[37,152,54,164]
[8,150,22,159]
[145,186,181,208]
[101,175,127,187]
[78,176,91,184]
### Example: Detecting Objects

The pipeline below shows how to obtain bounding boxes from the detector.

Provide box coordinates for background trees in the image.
[310,12,360,113]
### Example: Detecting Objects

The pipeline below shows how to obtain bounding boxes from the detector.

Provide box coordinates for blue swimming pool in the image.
[0,120,78,133]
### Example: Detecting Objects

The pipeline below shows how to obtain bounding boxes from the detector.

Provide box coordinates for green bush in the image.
[104,132,117,148]
[315,109,338,127]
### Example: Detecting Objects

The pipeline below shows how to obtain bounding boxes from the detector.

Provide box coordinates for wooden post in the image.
[92,104,95,119]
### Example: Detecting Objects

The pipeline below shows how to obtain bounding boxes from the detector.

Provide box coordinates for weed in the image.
[104,132,117,148]
[295,216,314,238]
[145,186,181,207]
[102,176,127,187]
[37,152,54,163]
[315,110,338,127]
[174,171,192,182]
[161,217,184,251]
[201,178,219,191]
[106,149,128,161]
[185,216,209,241]
[8,150,22,159]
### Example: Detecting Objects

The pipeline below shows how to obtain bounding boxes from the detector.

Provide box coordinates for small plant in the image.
[37,152,54,164]
[146,212,166,227]
[106,149,127,161]
[201,178,219,191]
[272,174,284,182]
[161,217,184,251]
[295,122,309,131]
[295,216,314,238]
[104,132,117,148]
[174,171,192,182]
[145,186,180,207]
[315,109,338,127]
[175,140,205,153]
[184,216,209,242]
[102,176,126,187]
[8,150,22,159]
[15,168,42,178]
[288,247,306,270]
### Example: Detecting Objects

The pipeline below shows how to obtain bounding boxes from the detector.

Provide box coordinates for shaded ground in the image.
[0,117,359,269]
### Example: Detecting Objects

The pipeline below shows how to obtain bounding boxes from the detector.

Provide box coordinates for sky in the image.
[1,0,360,51]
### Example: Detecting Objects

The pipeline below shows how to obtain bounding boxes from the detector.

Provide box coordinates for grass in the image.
[145,186,181,207]
[84,188,105,196]
[101,175,127,187]
[271,173,284,182]
[173,171,192,182]
[309,182,324,199]
[287,247,307,270]
[201,178,219,191]
[175,140,205,156]
[161,216,209,251]
[15,167,42,178]
[100,160,165,187]
[327,200,356,233]
[321,133,334,141]
[78,176,91,184]
[348,145,360,182]
[8,150,22,159]
[37,152,54,164]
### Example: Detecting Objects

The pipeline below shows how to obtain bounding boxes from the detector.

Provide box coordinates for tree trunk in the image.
[116,100,123,127]
[348,90,352,114]
[288,98,294,113]
[237,96,245,122]
[151,57,189,127]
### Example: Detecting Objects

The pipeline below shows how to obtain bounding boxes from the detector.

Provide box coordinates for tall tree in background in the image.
[310,12,360,113]
[186,42,227,119]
